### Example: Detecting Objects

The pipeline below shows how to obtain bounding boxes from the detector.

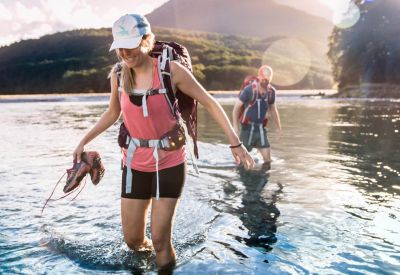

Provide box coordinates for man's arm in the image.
[232,85,252,134]
[269,103,282,135]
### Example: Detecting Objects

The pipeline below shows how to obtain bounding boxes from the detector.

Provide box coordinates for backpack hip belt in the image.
[122,122,187,200]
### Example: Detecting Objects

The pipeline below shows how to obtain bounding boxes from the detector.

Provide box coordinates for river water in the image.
[0,95,399,274]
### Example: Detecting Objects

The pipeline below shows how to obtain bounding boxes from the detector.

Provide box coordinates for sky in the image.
[0,0,169,46]
[0,0,353,47]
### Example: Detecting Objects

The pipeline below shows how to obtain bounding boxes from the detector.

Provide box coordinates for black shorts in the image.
[121,162,186,199]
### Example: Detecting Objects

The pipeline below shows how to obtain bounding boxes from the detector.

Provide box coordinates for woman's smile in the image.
[119,48,142,66]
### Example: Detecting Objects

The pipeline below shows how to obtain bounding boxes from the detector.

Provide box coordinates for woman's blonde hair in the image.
[109,32,155,93]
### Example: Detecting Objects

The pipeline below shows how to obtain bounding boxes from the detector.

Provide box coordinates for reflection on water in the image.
[0,97,399,274]
[191,98,400,273]
[233,168,281,252]
[329,100,400,196]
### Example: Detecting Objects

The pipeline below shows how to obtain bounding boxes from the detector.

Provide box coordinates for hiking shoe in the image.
[63,151,105,193]
[82,151,105,185]
[63,160,91,193]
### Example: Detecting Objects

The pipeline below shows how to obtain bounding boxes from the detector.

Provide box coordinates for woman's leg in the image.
[150,163,186,268]
[150,198,179,268]
[121,166,154,250]
[121,198,152,250]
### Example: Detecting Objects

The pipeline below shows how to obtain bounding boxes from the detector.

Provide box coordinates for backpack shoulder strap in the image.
[113,62,122,82]
[157,46,178,117]
[113,62,123,103]
[250,80,259,104]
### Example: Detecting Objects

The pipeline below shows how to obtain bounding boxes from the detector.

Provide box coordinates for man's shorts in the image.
[240,124,270,152]
[121,162,186,199]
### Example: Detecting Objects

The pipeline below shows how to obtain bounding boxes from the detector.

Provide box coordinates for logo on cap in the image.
[117,25,129,37]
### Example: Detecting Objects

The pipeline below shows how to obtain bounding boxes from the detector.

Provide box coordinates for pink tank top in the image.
[120,58,186,172]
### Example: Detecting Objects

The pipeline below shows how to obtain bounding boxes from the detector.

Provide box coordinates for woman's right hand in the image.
[73,143,85,163]
[231,145,255,170]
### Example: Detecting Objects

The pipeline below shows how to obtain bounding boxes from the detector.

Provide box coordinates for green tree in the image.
[328,0,400,95]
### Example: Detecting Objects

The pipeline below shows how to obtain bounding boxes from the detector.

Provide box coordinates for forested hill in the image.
[0,27,333,94]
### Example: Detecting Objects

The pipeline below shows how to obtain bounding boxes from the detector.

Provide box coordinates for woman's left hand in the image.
[231,145,255,170]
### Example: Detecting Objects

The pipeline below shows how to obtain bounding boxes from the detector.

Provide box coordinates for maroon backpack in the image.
[239,75,258,91]
[150,41,198,158]
[116,41,199,158]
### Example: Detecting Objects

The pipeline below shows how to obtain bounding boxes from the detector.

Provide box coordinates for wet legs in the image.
[151,197,179,269]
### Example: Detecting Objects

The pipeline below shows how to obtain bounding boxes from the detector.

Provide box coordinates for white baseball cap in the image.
[109,14,151,51]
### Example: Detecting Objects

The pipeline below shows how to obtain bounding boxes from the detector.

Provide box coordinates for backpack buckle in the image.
[139,139,149,147]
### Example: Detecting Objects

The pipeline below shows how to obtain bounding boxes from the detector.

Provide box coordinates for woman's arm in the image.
[73,72,122,162]
[170,61,254,169]
[232,100,243,135]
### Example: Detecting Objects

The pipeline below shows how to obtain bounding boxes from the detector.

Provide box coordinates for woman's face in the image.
[118,47,146,68]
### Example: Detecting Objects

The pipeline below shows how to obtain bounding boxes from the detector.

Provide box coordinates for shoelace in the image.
[40,171,88,216]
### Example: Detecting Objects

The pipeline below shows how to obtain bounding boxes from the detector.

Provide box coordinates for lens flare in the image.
[333,1,361,29]
[319,0,361,29]
[261,38,311,87]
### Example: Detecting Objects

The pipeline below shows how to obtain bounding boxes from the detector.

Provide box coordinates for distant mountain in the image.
[147,0,333,45]
[274,0,332,21]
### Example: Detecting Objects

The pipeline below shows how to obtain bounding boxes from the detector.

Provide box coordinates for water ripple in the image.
[1,98,400,274]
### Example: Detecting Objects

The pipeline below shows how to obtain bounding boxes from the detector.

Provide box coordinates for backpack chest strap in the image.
[130,88,167,96]
[129,88,167,117]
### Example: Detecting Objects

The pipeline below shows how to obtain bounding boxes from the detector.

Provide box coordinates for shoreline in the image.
[0,89,338,101]
[2,90,400,103]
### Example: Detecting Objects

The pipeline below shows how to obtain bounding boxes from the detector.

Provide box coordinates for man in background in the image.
[232,65,282,170]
